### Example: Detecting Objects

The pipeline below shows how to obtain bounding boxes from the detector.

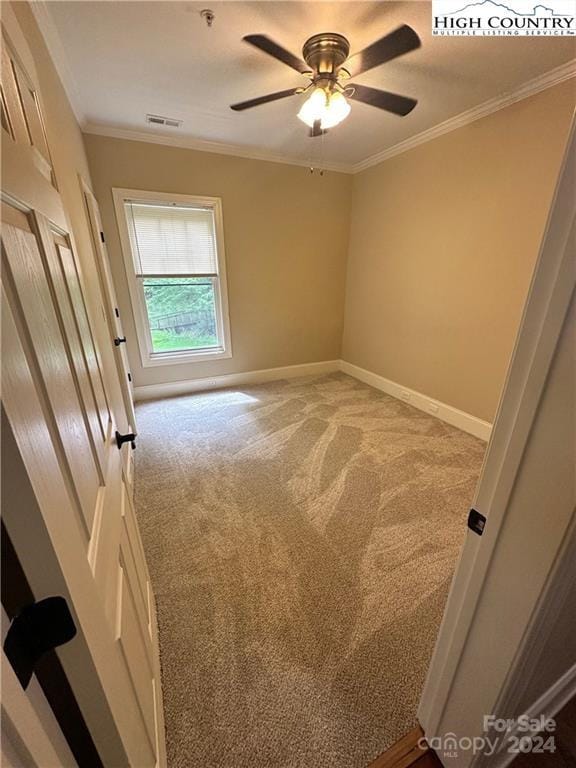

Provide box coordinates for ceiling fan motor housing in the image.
[231,26,420,122]
[302,33,350,75]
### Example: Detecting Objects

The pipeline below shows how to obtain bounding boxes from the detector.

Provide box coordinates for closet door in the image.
[1,20,165,768]
[82,180,137,436]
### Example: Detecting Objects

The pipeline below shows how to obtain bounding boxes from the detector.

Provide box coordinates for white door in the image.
[81,179,137,432]
[1,607,76,767]
[418,120,576,766]
[1,20,165,768]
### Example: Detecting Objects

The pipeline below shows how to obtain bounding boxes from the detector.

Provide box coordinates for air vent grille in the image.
[146,114,182,128]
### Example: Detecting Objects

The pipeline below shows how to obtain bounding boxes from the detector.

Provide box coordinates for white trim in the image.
[83,62,576,175]
[83,123,353,175]
[111,187,233,369]
[354,60,576,172]
[134,357,493,442]
[133,360,341,401]
[340,360,492,441]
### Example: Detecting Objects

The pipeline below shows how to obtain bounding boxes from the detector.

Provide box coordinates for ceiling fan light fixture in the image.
[297,87,350,130]
[297,87,327,127]
[320,90,351,129]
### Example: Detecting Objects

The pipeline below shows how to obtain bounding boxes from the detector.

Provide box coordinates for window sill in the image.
[141,346,232,367]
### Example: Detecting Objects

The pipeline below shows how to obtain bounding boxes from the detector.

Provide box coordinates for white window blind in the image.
[124,201,218,276]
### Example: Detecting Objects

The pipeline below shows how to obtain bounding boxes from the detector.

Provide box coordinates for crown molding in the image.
[84,57,576,176]
[82,123,354,174]
[352,59,576,173]
[31,0,575,176]
[30,1,85,125]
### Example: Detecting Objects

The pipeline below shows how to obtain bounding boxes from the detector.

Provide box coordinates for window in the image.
[114,190,231,366]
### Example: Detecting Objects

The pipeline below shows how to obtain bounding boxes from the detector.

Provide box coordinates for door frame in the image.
[418,114,576,760]
[79,175,137,433]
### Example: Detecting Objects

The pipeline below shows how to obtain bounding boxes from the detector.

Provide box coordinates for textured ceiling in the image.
[39,1,576,168]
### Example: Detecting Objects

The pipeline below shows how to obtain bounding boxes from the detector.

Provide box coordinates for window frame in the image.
[112,188,232,367]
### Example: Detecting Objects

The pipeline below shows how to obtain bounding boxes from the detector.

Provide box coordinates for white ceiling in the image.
[37,1,575,170]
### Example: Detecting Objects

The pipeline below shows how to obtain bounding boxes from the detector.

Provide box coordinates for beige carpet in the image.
[134,372,485,768]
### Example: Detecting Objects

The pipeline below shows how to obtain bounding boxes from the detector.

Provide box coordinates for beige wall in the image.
[84,134,352,388]
[9,2,129,431]
[18,0,572,417]
[342,80,575,422]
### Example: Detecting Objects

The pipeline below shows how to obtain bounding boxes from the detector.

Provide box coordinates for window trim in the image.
[112,188,232,367]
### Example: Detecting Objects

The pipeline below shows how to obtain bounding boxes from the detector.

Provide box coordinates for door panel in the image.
[122,486,152,629]
[1,35,54,186]
[116,562,157,761]
[13,63,50,161]
[56,241,110,445]
[2,209,101,535]
[88,447,123,629]
[38,229,109,470]
[120,491,152,646]
[1,41,30,147]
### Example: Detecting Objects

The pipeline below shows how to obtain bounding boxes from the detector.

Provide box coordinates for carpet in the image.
[134,372,485,768]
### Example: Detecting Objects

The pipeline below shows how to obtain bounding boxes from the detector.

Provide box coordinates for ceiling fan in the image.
[230,25,421,137]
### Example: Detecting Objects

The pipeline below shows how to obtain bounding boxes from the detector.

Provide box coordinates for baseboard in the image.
[133,360,340,401]
[339,360,492,441]
[133,359,493,441]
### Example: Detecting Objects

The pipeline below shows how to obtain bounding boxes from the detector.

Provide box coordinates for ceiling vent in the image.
[146,114,182,128]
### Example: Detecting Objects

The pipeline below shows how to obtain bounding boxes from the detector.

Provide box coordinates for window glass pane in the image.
[142,276,219,353]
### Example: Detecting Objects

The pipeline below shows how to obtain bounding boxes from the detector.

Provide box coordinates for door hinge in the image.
[115,430,136,450]
[100,231,105,244]
[468,508,486,536]
[127,372,132,382]
[3,596,77,689]
[114,307,120,318]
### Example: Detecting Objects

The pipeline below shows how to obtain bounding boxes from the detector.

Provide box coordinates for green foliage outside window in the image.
[142,277,218,352]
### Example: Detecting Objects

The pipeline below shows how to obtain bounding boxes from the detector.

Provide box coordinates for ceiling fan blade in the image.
[348,84,417,116]
[230,88,299,111]
[344,25,421,78]
[243,34,309,74]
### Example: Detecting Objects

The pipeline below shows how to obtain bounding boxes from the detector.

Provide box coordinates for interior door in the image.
[1,19,165,768]
[81,180,137,432]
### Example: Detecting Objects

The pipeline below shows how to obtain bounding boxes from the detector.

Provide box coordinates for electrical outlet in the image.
[428,402,439,414]
[401,390,410,402]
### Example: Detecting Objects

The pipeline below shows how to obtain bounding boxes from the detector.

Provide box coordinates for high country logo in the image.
[432,0,575,35]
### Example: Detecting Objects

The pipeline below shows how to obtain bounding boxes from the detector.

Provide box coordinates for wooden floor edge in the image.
[368,724,442,768]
